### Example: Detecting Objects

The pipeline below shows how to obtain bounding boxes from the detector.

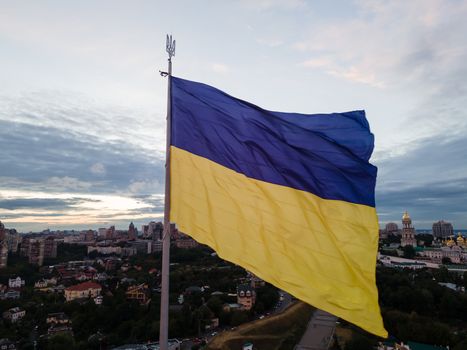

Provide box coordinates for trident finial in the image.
[166,34,176,59]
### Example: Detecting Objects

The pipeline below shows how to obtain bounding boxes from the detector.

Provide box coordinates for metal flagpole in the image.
[159,34,175,350]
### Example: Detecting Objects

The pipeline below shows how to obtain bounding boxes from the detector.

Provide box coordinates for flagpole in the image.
[159,34,175,350]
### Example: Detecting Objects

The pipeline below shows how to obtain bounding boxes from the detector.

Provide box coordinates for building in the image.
[85,230,95,242]
[105,226,115,240]
[34,278,57,290]
[0,222,7,268]
[64,281,102,302]
[98,228,107,238]
[0,290,20,300]
[46,312,73,336]
[8,277,25,289]
[20,236,57,266]
[385,222,399,235]
[175,236,199,249]
[46,312,70,325]
[44,237,58,259]
[0,241,7,269]
[432,220,453,238]
[222,303,243,312]
[377,341,447,350]
[104,257,120,271]
[237,284,256,310]
[5,230,19,253]
[151,240,163,252]
[401,212,416,248]
[0,221,5,241]
[29,238,45,265]
[250,274,265,289]
[417,235,467,264]
[88,245,122,255]
[0,338,16,350]
[2,307,26,323]
[125,284,150,305]
[128,222,137,240]
[130,240,152,254]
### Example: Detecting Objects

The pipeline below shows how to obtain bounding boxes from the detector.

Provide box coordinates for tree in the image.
[402,245,415,259]
[442,257,452,265]
[346,333,375,350]
[230,311,249,326]
[47,333,77,350]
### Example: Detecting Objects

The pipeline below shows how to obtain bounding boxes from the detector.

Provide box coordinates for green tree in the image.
[402,245,415,259]
[230,311,249,326]
[345,333,375,350]
[47,333,77,350]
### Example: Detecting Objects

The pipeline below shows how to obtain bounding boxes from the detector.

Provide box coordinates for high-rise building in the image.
[29,239,45,266]
[128,222,137,241]
[98,228,107,238]
[0,241,8,268]
[385,222,399,235]
[401,211,417,248]
[20,236,57,266]
[105,226,115,240]
[152,222,163,241]
[432,220,453,238]
[141,224,149,237]
[0,221,8,268]
[0,221,6,241]
[85,230,95,242]
[6,229,20,253]
[44,237,57,259]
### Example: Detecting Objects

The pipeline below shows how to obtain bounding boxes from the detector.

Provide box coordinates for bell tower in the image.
[401,211,416,248]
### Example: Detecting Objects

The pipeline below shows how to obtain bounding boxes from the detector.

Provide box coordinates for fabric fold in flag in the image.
[169,76,387,337]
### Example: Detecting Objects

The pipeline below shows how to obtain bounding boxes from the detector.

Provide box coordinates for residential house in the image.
[64,281,102,302]
[46,312,73,336]
[126,284,150,305]
[8,277,25,289]
[237,284,256,310]
[0,338,16,350]
[3,307,26,323]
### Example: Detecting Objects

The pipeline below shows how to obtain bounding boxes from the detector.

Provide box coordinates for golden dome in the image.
[456,233,465,243]
[446,237,455,247]
[402,211,410,220]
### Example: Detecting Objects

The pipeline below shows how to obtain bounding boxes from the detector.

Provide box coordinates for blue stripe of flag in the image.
[171,76,377,207]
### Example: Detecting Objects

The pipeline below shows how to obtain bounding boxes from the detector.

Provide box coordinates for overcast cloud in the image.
[1,0,466,230]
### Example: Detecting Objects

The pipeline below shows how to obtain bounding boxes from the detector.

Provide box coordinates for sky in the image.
[0,0,466,232]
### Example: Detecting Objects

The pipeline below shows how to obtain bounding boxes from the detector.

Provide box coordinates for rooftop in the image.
[65,281,101,292]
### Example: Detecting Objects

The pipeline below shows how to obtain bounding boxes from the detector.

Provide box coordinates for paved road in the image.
[295,309,337,350]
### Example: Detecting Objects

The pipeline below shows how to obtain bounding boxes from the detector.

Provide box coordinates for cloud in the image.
[211,63,230,74]
[0,95,165,231]
[0,189,163,231]
[46,177,92,191]
[0,197,91,210]
[296,0,467,89]
[128,180,162,195]
[296,0,467,158]
[240,0,306,11]
[375,134,467,227]
[256,38,284,47]
[90,163,106,175]
[0,119,164,193]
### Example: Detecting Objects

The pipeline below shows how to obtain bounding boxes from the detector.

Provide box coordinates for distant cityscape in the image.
[0,214,466,350]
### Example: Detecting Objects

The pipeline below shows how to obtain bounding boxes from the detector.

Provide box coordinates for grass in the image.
[206,301,314,350]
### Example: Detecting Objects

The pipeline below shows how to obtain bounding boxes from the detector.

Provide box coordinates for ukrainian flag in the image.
[169,77,387,337]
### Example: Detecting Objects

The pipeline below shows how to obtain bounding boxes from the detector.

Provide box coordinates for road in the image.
[275,290,292,313]
[295,309,337,350]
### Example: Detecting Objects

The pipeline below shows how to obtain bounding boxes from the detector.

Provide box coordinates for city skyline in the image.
[1,0,467,230]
